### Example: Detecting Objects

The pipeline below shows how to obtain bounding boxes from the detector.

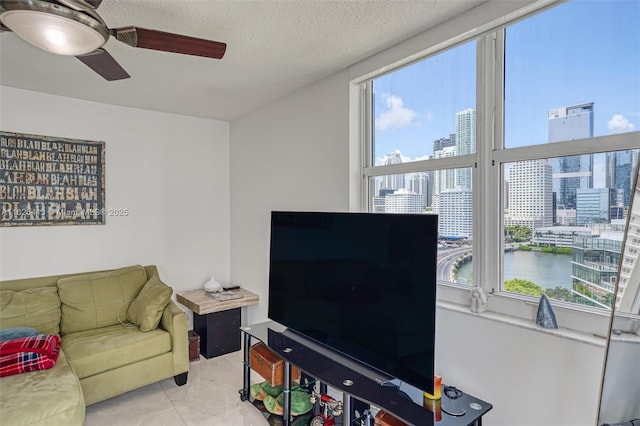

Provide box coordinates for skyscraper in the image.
[455,109,475,189]
[618,185,640,312]
[408,172,429,208]
[433,135,456,196]
[548,102,594,209]
[384,189,423,214]
[576,188,616,226]
[505,160,554,230]
[434,134,456,153]
[606,150,638,207]
[381,151,404,192]
[438,187,473,238]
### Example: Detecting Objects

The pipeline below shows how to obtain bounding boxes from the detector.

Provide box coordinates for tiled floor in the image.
[84,350,269,426]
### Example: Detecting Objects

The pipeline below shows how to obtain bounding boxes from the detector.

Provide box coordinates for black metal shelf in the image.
[240,321,491,426]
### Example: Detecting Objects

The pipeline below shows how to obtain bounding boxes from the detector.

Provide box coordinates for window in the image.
[366,41,476,286]
[504,1,639,148]
[361,0,640,320]
[371,42,475,165]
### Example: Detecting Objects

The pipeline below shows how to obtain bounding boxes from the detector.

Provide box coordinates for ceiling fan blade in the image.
[57,0,102,11]
[76,48,130,81]
[112,27,226,59]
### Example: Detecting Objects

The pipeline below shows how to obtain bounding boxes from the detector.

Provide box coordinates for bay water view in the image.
[455,250,574,290]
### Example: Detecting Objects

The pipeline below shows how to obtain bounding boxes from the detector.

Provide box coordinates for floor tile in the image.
[84,351,269,425]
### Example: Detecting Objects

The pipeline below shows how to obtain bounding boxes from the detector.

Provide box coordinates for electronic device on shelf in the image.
[207,291,242,301]
[267,211,439,394]
[223,285,240,291]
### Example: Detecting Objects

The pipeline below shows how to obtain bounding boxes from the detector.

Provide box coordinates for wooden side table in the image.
[177,288,259,358]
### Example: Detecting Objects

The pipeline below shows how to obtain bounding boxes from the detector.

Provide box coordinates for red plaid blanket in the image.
[0,334,61,377]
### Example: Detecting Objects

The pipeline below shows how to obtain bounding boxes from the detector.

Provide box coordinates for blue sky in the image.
[372,0,640,166]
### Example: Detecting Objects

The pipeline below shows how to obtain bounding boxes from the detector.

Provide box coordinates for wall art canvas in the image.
[0,131,105,226]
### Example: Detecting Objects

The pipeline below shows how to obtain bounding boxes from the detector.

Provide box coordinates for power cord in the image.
[116,298,138,328]
[443,386,463,399]
[441,386,465,417]
[601,420,640,426]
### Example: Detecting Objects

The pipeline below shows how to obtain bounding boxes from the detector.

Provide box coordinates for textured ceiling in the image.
[0,0,485,121]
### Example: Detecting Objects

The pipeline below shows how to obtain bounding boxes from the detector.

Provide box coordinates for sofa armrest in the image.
[160,300,189,376]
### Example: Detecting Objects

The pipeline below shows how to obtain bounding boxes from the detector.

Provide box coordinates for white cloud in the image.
[375,94,418,131]
[608,114,635,134]
[375,152,431,166]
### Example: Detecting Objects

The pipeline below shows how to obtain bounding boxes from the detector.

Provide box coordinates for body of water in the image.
[455,250,573,290]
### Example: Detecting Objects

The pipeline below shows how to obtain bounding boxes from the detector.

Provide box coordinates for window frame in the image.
[357,0,640,337]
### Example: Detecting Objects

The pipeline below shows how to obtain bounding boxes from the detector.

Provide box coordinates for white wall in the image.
[0,87,230,318]
[436,307,603,425]
[228,2,606,424]
[230,70,350,324]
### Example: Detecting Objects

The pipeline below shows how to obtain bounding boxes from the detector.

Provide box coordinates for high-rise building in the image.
[384,189,423,214]
[610,205,625,220]
[433,145,456,196]
[381,151,404,192]
[408,172,429,208]
[438,187,473,238]
[455,109,475,189]
[434,134,456,153]
[431,194,440,214]
[572,229,623,308]
[505,160,554,230]
[425,170,435,208]
[618,190,640,312]
[372,196,385,213]
[606,150,638,207]
[432,135,456,199]
[548,102,594,209]
[576,188,616,226]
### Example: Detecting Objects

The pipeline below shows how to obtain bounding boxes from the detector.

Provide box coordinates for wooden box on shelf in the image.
[374,410,408,426]
[249,342,300,386]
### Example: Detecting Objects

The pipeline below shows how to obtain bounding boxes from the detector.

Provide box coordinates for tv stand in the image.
[239,321,492,426]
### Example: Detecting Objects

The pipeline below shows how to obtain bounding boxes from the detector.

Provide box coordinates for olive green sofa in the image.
[0,265,189,426]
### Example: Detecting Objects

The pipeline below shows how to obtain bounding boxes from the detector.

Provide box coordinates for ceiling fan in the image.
[0,0,227,81]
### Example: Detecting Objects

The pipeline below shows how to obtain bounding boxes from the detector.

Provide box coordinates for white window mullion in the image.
[363,154,476,178]
[492,29,506,294]
[475,31,502,294]
[361,81,373,212]
[495,132,640,165]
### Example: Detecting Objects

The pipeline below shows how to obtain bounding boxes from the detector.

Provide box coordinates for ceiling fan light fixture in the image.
[0,0,110,56]
[1,9,105,55]
[0,0,226,81]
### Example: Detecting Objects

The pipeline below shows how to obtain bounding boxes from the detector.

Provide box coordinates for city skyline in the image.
[371,0,639,186]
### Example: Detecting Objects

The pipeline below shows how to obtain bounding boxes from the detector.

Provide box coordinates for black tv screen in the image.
[268,211,438,394]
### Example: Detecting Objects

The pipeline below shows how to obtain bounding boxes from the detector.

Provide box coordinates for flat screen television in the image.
[268,211,438,394]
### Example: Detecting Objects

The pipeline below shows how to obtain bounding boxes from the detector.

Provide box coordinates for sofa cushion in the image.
[57,265,147,335]
[126,275,173,332]
[0,287,60,335]
[60,324,171,379]
[0,350,85,426]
